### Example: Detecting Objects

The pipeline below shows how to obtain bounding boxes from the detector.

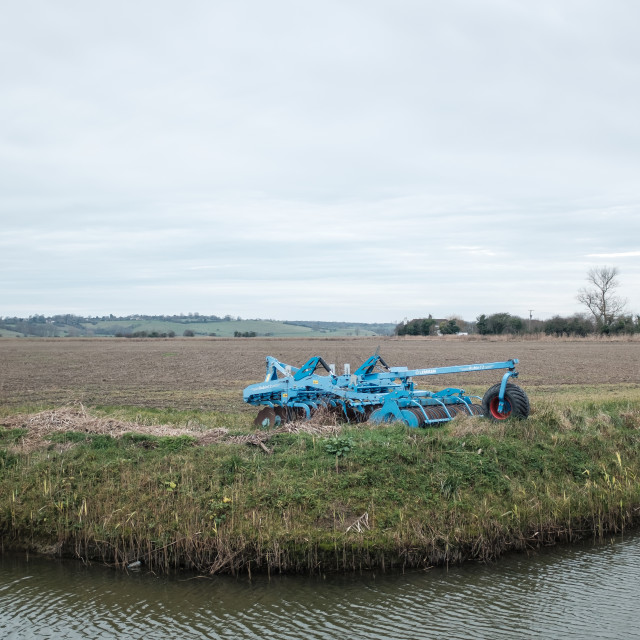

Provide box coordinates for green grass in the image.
[91,405,252,430]
[1,387,640,575]
[0,428,28,444]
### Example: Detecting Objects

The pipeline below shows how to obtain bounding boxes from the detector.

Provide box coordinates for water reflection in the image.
[2,535,640,639]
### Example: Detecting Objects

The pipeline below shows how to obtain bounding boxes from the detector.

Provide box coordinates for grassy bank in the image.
[2,388,640,575]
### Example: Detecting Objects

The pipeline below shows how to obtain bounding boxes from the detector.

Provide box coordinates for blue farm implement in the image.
[244,353,530,428]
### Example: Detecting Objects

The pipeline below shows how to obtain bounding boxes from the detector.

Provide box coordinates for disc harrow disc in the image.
[369,407,396,424]
[400,409,421,428]
[345,405,370,423]
[407,407,427,427]
[254,407,277,428]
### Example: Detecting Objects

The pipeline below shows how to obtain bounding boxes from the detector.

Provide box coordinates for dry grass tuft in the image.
[620,409,640,429]
[448,414,506,437]
[1,404,345,453]
[1,404,228,452]
[225,409,343,452]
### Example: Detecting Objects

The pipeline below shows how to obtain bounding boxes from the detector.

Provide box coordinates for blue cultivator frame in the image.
[244,353,529,428]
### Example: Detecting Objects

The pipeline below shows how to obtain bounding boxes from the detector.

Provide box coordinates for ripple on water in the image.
[2,536,640,640]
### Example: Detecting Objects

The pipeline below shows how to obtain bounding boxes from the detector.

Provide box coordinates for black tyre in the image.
[482,383,530,420]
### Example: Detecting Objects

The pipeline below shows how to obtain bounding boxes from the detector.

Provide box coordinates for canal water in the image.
[2,534,640,639]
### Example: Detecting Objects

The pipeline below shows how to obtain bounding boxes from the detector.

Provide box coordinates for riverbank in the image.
[2,386,640,575]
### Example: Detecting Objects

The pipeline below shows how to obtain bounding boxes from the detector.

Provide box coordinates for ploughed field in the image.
[1,337,639,411]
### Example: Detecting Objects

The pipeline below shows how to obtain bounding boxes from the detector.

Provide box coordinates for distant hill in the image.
[0,314,396,338]
[285,320,395,336]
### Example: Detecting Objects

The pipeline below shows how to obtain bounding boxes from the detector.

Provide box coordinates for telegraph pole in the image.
[528,310,534,332]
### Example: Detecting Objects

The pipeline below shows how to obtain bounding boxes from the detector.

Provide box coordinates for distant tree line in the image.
[395,315,463,336]
[395,311,640,337]
[115,313,243,324]
[395,267,638,338]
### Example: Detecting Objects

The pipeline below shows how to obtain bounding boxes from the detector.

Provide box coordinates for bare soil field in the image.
[1,336,639,411]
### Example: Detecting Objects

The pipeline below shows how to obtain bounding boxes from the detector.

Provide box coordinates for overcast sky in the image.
[2,0,639,322]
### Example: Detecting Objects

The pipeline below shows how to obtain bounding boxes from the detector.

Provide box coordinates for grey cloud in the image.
[1,0,639,320]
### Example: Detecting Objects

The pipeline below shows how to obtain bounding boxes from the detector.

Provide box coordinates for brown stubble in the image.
[0,336,639,410]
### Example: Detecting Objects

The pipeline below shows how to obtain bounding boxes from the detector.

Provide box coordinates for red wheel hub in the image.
[489,396,512,419]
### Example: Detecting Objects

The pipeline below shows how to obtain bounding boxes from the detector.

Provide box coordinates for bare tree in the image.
[577,266,627,328]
